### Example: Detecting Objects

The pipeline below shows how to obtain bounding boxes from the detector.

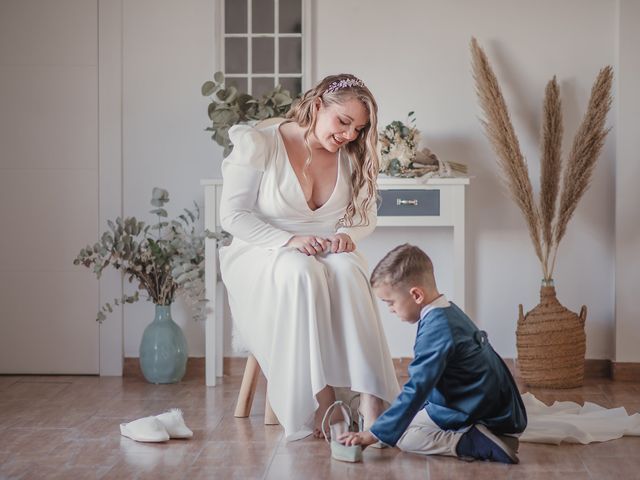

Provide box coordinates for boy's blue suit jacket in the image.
[370,303,527,447]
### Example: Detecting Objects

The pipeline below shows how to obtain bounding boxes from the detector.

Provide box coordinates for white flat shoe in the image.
[155,408,193,439]
[120,416,170,443]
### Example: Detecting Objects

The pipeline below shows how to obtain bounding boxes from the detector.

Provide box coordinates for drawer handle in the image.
[397,199,419,206]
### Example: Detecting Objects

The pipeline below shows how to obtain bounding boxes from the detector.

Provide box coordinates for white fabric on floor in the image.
[520,392,640,444]
[219,122,400,441]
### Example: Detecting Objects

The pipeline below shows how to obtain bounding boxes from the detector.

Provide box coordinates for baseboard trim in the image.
[223,357,250,376]
[123,357,205,381]
[123,357,639,383]
[508,358,612,380]
[585,359,613,379]
[611,362,640,382]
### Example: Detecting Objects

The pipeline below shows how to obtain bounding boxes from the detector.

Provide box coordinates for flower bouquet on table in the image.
[378,111,467,178]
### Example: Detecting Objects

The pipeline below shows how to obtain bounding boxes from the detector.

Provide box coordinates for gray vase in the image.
[139,304,188,384]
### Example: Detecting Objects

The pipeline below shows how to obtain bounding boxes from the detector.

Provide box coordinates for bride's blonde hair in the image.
[285,74,379,228]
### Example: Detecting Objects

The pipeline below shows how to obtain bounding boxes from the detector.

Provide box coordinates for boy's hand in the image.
[337,430,377,448]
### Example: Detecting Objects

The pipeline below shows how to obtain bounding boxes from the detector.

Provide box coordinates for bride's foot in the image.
[313,386,343,439]
[313,409,325,439]
[358,394,385,431]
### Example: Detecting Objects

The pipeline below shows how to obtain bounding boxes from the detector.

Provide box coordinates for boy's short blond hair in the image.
[370,243,435,288]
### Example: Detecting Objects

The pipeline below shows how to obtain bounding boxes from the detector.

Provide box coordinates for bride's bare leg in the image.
[313,386,343,439]
[359,393,385,430]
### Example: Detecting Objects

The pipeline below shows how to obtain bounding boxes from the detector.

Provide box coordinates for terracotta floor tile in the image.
[581,453,640,479]
[601,395,640,408]
[598,382,640,395]
[73,416,128,441]
[15,462,112,479]
[620,402,640,414]
[425,456,512,480]
[515,443,588,473]
[265,453,368,480]
[101,458,195,480]
[193,440,277,468]
[57,440,122,469]
[0,402,33,429]
[115,435,205,461]
[0,372,638,479]
[0,376,20,390]
[0,459,32,479]
[206,415,284,444]
[17,407,96,429]
[507,471,591,480]
[186,464,266,479]
[577,435,640,458]
[0,427,75,455]
[266,449,433,480]
[2,380,71,404]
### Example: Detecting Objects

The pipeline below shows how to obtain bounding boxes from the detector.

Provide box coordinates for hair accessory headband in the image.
[325,77,365,94]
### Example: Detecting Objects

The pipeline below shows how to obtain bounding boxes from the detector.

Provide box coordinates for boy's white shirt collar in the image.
[420,294,450,319]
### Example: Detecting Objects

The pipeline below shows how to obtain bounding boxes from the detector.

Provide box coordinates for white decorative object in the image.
[155,408,194,439]
[120,416,170,443]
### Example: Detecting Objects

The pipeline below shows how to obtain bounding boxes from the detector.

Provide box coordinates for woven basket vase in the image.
[516,283,587,388]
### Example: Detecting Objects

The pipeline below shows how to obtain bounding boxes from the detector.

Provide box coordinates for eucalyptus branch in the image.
[74,188,229,323]
[201,71,299,155]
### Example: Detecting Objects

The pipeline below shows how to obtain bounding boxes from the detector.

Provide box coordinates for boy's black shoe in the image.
[455,425,519,464]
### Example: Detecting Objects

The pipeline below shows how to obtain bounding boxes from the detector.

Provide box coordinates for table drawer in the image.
[377,189,440,216]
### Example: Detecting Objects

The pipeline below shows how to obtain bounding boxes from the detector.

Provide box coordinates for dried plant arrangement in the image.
[470,37,613,388]
[470,37,613,281]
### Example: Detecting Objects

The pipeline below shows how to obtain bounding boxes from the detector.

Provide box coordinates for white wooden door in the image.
[0,0,100,373]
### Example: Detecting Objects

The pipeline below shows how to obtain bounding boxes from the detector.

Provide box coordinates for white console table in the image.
[201,175,470,386]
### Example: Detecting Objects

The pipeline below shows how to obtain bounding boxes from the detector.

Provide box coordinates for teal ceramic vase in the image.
[139,304,188,384]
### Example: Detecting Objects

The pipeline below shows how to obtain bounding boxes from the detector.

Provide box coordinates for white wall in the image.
[615,0,640,362]
[117,0,629,361]
[313,0,617,359]
[121,0,216,356]
[3,1,632,370]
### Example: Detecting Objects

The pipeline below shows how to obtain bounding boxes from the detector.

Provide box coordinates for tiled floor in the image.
[0,371,639,479]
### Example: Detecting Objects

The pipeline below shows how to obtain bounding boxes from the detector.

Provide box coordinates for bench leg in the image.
[264,394,279,425]
[234,354,260,418]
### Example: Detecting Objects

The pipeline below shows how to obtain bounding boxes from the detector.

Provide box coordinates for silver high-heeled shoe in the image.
[321,400,363,463]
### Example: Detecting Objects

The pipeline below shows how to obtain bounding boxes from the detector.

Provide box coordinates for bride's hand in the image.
[327,233,355,253]
[285,235,330,256]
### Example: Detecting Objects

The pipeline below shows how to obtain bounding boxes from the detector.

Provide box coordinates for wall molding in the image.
[98,0,124,376]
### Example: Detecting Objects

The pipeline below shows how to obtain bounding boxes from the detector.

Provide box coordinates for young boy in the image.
[339,244,527,463]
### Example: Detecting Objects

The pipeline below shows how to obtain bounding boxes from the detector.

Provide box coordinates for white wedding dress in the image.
[218,122,400,441]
